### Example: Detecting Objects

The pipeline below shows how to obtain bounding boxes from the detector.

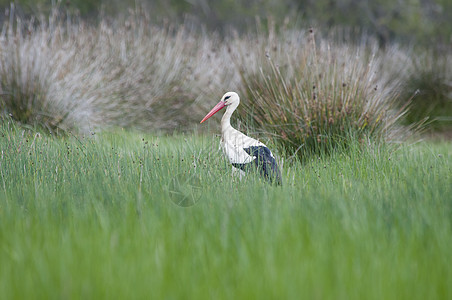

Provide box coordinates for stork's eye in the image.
[224,95,231,100]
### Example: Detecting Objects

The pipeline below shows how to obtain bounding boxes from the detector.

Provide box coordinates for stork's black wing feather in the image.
[232,146,282,185]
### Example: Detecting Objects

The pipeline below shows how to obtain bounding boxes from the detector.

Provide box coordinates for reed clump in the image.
[0,6,236,134]
[235,29,409,158]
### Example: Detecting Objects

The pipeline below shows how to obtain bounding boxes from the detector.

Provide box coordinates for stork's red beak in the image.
[200,101,226,123]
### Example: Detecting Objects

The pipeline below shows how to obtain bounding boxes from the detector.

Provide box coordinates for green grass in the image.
[1,121,451,299]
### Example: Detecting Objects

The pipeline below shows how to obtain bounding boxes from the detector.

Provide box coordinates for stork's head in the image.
[200,92,240,123]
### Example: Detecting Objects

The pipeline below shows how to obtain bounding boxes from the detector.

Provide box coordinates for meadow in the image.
[1,3,452,299]
[1,120,451,299]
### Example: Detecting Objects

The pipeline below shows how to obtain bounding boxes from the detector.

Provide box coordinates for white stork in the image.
[200,92,282,185]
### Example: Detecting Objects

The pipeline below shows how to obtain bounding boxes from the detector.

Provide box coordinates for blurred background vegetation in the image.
[0,0,451,146]
[1,0,451,46]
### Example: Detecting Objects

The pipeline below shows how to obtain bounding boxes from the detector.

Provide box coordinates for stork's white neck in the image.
[221,102,239,134]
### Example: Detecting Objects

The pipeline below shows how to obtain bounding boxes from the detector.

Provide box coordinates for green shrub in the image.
[398,51,452,129]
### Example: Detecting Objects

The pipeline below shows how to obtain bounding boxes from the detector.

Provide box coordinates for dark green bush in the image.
[399,51,452,129]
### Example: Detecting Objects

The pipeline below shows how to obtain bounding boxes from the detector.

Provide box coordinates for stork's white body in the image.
[201,92,281,184]
[221,112,266,165]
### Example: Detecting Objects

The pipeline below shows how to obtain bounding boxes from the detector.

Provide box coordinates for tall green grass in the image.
[1,121,451,299]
